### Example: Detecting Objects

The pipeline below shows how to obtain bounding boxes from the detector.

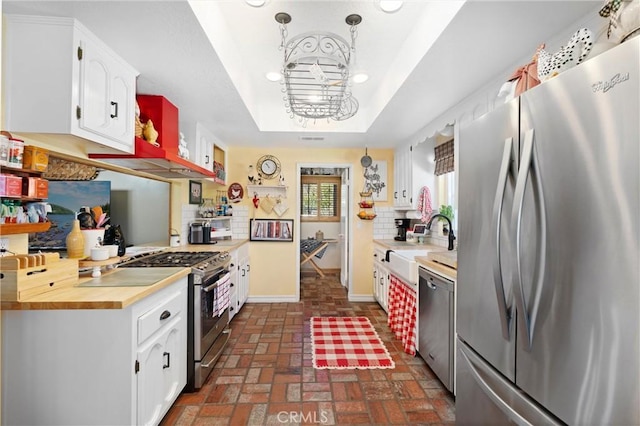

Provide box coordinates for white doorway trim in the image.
[296,163,354,301]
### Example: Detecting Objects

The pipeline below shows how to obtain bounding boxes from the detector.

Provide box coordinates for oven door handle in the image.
[203,270,230,293]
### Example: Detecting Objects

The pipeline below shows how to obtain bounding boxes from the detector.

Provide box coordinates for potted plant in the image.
[439,205,454,235]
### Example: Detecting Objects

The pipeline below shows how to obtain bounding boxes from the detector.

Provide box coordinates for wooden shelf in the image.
[0,167,44,176]
[247,184,287,199]
[0,221,51,236]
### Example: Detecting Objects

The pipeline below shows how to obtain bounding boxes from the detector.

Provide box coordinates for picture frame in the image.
[189,180,202,205]
[250,218,294,242]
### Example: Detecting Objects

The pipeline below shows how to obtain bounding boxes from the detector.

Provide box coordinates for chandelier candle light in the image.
[275,12,362,123]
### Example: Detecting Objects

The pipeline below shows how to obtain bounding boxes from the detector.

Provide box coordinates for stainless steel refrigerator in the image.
[456,36,639,425]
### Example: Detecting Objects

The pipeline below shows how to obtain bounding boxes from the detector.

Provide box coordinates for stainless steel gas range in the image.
[119,250,232,391]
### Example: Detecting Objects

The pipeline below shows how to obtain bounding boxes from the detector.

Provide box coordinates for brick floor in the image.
[161,274,455,425]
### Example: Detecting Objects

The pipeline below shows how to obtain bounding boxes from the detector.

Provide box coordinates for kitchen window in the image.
[300,176,341,222]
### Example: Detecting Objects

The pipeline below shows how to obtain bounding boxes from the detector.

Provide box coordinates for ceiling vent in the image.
[299,136,325,141]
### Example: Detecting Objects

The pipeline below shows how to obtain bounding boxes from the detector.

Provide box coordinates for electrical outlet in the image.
[0,237,9,255]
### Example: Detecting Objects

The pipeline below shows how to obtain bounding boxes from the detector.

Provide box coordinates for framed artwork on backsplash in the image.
[189,180,202,205]
[250,219,293,242]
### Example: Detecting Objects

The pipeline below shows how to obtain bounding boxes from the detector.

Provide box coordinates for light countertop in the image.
[1,266,190,310]
[416,256,457,281]
[1,240,250,311]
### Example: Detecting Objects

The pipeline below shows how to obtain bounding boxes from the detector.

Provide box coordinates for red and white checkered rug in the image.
[310,316,395,369]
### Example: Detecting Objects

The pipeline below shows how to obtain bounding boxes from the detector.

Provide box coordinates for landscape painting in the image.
[30,181,111,250]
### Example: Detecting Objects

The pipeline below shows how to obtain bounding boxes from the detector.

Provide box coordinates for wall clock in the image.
[257,155,281,179]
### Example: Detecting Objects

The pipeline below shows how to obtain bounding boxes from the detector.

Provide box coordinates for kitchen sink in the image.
[76,267,185,287]
[387,249,434,286]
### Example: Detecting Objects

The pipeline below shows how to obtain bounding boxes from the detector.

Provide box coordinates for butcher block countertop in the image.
[1,267,190,310]
[416,254,458,281]
[0,240,249,311]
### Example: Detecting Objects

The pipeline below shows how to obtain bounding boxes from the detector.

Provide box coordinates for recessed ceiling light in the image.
[245,0,267,7]
[265,71,281,82]
[352,73,369,84]
[379,0,403,13]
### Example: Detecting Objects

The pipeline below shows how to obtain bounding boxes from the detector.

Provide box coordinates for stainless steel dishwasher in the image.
[418,266,455,393]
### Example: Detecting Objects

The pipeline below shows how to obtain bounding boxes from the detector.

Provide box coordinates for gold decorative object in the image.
[143,119,159,146]
[65,219,85,259]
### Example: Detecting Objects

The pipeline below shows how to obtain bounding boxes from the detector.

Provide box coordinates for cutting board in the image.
[427,251,458,269]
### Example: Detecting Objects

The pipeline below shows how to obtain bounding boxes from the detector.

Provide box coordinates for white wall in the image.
[98,171,170,246]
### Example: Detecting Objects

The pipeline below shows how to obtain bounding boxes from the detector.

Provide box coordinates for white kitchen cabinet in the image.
[228,249,239,321]
[227,244,249,321]
[1,277,187,426]
[373,244,390,313]
[136,287,186,426]
[3,15,138,154]
[195,122,215,173]
[237,243,250,312]
[393,145,412,208]
[194,122,228,184]
[393,140,436,211]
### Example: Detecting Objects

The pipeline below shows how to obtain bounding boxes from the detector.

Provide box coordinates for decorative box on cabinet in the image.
[137,95,180,155]
[3,15,139,154]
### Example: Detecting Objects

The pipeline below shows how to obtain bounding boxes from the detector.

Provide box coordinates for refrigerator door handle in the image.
[511,128,548,351]
[491,137,514,340]
[459,341,561,425]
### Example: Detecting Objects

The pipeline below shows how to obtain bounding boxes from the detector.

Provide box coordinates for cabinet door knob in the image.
[160,310,171,320]
[110,101,118,118]
[205,155,210,164]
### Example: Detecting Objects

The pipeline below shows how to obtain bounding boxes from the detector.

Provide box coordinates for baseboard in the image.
[348,294,376,303]
[301,268,341,277]
[246,295,299,303]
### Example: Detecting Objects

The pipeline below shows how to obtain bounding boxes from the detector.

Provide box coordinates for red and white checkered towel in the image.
[417,186,433,223]
[387,274,417,356]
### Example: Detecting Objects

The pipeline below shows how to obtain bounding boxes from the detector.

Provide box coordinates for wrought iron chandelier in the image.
[275,12,362,124]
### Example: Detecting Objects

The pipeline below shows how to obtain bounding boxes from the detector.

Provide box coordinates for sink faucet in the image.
[426,214,456,251]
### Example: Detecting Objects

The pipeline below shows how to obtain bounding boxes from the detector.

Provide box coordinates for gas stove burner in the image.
[119,251,223,270]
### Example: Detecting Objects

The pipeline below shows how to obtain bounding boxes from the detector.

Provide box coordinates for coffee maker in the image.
[394,218,412,241]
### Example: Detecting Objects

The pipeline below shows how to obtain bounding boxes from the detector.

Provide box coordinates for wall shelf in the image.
[247,185,287,199]
[0,221,51,236]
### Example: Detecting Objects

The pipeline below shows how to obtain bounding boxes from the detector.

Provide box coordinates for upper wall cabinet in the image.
[393,145,413,208]
[2,15,139,154]
[393,140,436,210]
[195,123,227,185]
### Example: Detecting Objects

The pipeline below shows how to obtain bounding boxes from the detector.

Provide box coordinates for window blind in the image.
[434,140,454,176]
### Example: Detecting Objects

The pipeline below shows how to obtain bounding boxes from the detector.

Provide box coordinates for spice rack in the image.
[1,166,51,234]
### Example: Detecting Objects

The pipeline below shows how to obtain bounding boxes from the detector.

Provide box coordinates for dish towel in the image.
[212,272,231,317]
[417,186,433,223]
